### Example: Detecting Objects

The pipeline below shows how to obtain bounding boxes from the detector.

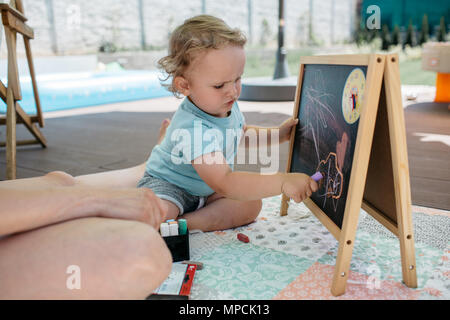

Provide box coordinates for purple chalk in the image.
[311,172,323,182]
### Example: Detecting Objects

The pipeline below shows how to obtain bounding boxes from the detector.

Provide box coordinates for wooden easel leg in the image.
[397,216,418,288]
[331,200,368,296]
[384,54,418,289]
[280,194,290,216]
[330,232,357,296]
[6,86,16,180]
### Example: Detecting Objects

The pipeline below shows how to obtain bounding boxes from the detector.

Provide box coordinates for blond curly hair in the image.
[158,15,247,97]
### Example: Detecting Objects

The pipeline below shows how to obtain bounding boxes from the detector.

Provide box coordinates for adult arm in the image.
[0,163,166,237]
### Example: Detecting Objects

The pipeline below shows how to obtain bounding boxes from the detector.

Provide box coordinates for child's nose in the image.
[228,83,239,99]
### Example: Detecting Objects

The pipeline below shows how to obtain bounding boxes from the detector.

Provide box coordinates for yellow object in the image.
[342,68,365,124]
[435,73,450,103]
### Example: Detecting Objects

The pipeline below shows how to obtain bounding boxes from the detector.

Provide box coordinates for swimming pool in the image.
[0,70,172,114]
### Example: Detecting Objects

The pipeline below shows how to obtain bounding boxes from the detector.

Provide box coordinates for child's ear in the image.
[174,76,190,96]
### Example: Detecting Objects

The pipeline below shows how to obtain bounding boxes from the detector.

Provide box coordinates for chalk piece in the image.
[169,223,179,236]
[160,223,170,237]
[178,219,187,235]
[311,171,323,182]
[237,233,250,243]
[181,260,203,270]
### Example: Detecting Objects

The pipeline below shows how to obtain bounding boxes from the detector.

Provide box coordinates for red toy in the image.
[237,233,250,243]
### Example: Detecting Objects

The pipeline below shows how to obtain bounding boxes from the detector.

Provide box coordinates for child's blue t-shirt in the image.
[145,98,246,196]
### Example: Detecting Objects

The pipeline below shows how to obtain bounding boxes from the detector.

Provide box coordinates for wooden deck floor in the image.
[403,102,450,210]
[1,98,449,210]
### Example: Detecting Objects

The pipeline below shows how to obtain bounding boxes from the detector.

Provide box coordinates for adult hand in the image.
[97,188,168,229]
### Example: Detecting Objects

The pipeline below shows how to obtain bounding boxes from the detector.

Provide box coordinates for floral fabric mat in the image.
[187,195,449,300]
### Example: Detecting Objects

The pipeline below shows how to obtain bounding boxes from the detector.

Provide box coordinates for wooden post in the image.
[6,86,16,180]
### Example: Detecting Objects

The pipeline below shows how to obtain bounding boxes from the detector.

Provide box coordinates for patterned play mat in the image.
[187,195,449,300]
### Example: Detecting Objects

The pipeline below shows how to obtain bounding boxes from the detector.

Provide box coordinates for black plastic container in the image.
[162,230,190,262]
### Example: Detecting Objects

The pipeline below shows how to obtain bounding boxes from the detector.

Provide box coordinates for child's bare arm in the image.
[241,117,298,148]
[192,152,317,202]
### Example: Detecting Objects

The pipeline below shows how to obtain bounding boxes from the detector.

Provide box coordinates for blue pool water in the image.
[0,70,172,114]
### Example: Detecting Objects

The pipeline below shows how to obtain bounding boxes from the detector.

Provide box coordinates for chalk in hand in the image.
[311,171,323,182]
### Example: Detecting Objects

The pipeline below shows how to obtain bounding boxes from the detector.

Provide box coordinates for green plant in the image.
[404,19,417,48]
[391,25,400,46]
[418,14,429,45]
[437,16,447,42]
[259,19,271,47]
[354,25,366,46]
[99,40,117,53]
[381,24,391,50]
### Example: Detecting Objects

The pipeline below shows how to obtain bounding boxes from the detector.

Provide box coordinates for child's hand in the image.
[278,117,298,143]
[281,173,318,203]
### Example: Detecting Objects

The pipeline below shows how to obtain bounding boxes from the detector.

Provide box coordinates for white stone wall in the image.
[6,0,357,56]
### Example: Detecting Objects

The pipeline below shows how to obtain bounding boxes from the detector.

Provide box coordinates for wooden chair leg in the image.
[4,25,21,101]
[24,38,44,128]
[6,86,16,180]
[15,103,47,147]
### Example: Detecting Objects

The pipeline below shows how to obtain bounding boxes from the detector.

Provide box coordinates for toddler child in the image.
[138,15,317,231]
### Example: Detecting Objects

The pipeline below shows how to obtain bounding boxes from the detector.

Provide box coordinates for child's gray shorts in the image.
[137,172,207,215]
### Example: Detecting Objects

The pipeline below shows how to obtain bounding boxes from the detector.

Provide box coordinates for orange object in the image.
[435,73,450,103]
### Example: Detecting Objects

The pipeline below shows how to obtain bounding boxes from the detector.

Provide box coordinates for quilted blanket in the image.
[187,196,449,300]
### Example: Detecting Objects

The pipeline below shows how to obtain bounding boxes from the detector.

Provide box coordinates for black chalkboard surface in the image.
[290,64,368,228]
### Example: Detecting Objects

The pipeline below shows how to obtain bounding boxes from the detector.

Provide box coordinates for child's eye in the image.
[214,84,224,89]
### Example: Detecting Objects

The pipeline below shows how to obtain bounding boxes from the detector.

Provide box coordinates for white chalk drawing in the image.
[299,69,355,213]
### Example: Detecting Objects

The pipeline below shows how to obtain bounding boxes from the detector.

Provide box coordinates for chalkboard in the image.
[280,54,417,296]
[290,64,367,228]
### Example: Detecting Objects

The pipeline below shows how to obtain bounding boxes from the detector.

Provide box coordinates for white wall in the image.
[0,0,357,56]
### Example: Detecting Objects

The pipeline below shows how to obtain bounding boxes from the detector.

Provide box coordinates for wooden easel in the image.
[280,54,417,296]
[0,0,46,180]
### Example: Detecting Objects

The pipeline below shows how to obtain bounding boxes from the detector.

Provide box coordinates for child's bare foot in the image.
[157,118,171,144]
